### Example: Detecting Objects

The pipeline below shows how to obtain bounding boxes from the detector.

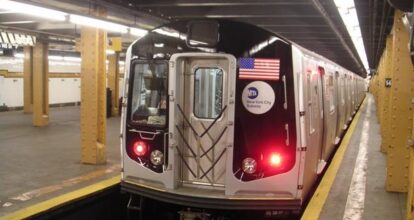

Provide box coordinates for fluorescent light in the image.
[153,28,183,39]
[70,14,128,33]
[130,28,148,37]
[15,53,75,62]
[188,40,208,45]
[0,10,16,14]
[334,0,369,71]
[154,43,164,48]
[14,53,24,58]
[63,56,81,62]
[106,49,115,55]
[49,55,63,61]
[0,21,36,24]
[0,0,67,21]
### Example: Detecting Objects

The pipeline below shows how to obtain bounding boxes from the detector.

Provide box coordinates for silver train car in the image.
[120,20,365,215]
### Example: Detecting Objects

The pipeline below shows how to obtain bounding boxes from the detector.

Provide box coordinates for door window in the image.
[193,67,223,119]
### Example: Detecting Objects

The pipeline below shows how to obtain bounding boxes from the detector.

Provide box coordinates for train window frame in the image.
[326,73,336,114]
[127,60,169,128]
[193,67,224,120]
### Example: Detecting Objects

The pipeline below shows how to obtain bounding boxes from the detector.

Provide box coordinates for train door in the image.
[344,74,351,123]
[321,69,338,161]
[305,67,324,174]
[169,53,236,189]
[316,67,326,171]
[335,71,345,138]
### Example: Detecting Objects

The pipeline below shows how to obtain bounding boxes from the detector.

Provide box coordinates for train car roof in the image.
[129,19,362,79]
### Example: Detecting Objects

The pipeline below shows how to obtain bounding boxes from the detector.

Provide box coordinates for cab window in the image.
[130,61,167,126]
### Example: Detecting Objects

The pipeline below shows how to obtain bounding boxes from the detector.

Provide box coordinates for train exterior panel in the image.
[120,20,365,212]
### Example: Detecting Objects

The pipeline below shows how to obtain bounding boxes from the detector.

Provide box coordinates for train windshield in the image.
[130,61,168,127]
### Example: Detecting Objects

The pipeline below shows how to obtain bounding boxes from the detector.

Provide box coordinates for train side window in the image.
[193,67,223,119]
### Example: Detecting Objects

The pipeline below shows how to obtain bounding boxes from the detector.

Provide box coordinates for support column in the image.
[108,37,122,116]
[32,42,49,126]
[80,8,107,164]
[386,10,414,192]
[376,52,385,121]
[409,93,414,220]
[23,46,33,113]
[380,35,393,153]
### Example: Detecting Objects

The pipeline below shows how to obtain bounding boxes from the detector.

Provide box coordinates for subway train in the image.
[120,20,365,217]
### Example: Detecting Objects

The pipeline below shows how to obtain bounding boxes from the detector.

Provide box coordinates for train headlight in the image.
[133,141,147,157]
[242,157,257,174]
[150,150,164,165]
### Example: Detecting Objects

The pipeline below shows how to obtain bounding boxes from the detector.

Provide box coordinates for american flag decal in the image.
[238,58,280,80]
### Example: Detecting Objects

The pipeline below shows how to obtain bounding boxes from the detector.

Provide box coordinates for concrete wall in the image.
[0,77,23,107]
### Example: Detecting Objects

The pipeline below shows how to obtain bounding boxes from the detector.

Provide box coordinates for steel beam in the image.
[32,41,49,126]
[23,46,33,113]
[386,10,414,192]
[79,7,107,164]
[134,1,312,7]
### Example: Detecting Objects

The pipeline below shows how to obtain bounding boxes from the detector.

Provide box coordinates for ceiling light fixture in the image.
[106,49,115,55]
[130,28,148,37]
[70,14,128,33]
[334,0,369,71]
[0,21,36,25]
[14,53,82,62]
[0,0,67,21]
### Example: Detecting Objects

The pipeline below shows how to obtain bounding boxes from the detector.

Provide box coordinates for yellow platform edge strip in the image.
[1,175,121,220]
[301,98,366,220]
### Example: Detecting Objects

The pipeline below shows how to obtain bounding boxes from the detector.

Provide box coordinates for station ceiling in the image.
[1,0,396,77]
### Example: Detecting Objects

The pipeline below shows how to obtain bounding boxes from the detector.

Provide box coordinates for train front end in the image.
[120,20,304,212]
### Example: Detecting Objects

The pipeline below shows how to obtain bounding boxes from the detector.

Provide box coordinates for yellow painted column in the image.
[79,14,107,164]
[32,42,49,126]
[108,37,122,116]
[380,35,393,153]
[23,46,33,113]
[386,10,414,192]
[370,76,376,102]
[376,50,386,121]
[409,101,414,220]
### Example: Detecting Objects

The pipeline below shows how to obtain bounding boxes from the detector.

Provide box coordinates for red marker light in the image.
[133,141,147,157]
[270,153,282,167]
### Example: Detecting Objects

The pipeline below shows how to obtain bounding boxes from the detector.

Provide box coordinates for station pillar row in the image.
[79,24,107,164]
[379,10,414,193]
[23,46,33,113]
[379,35,393,153]
[32,41,49,127]
[108,37,122,116]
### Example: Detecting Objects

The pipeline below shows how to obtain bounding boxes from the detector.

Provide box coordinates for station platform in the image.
[302,94,406,220]
[0,107,121,218]
[0,94,407,220]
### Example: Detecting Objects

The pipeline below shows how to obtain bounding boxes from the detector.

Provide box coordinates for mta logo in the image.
[247,87,258,99]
